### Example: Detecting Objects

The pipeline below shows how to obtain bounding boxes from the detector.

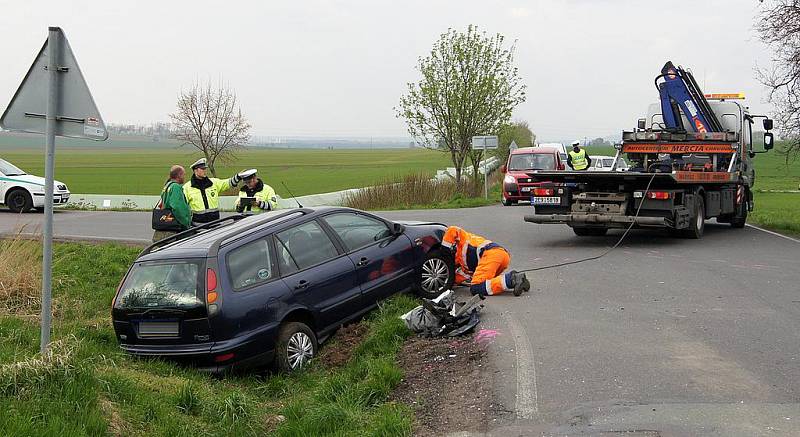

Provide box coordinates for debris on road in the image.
[400,290,483,337]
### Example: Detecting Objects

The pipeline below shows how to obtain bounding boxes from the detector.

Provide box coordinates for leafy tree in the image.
[170,81,251,177]
[397,25,526,187]
[494,120,535,164]
[757,0,800,161]
[590,137,609,147]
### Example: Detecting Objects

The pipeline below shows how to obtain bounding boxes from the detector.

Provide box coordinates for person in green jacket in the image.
[152,165,192,242]
[236,170,279,213]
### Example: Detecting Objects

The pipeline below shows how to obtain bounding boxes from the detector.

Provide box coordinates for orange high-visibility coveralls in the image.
[441,226,514,296]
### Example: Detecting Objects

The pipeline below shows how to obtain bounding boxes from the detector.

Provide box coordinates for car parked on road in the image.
[501,146,565,206]
[589,155,628,172]
[0,158,70,212]
[111,207,454,373]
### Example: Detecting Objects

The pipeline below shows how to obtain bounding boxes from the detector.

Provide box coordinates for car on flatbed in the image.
[111,207,455,373]
[501,146,566,205]
[0,158,70,212]
[589,155,629,172]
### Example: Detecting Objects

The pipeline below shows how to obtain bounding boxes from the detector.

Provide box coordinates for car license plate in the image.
[532,196,560,205]
[520,187,532,192]
[138,321,179,338]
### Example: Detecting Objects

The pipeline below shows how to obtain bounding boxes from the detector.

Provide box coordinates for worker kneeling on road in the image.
[442,226,530,297]
[184,158,247,224]
[236,170,278,213]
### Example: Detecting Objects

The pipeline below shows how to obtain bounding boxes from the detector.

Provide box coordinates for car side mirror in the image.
[763,118,773,131]
[557,163,565,170]
[764,132,774,151]
[637,118,646,130]
[500,165,507,173]
[392,222,404,235]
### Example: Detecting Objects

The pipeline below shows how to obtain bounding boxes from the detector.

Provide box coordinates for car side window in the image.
[275,220,339,274]
[322,213,392,252]
[227,238,274,290]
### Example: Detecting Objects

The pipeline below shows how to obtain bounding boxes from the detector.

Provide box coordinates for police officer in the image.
[567,140,592,170]
[236,170,279,213]
[183,158,246,224]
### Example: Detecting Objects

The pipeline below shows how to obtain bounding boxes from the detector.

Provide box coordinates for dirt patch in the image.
[316,322,369,368]
[390,336,496,436]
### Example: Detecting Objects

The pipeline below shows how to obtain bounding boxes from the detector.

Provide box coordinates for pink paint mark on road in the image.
[475,329,501,345]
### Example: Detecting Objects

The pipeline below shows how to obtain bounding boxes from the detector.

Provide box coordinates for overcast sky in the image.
[0,0,773,141]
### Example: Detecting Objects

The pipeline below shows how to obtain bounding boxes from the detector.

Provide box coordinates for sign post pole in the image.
[483,141,488,199]
[40,27,61,353]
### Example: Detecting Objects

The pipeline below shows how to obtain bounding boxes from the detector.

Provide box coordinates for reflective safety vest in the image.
[442,226,503,274]
[237,182,278,212]
[569,149,589,170]
[183,177,233,223]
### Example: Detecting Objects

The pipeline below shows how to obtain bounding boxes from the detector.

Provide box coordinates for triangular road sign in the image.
[509,140,518,151]
[0,27,107,140]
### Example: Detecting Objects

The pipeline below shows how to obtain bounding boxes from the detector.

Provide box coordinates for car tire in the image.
[681,196,705,239]
[416,249,455,299]
[6,189,33,213]
[502,198,516,206]
[572,227,608,236]
[274,322,317,372]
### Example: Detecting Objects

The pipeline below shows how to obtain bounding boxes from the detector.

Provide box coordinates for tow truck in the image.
[524,61,775,238]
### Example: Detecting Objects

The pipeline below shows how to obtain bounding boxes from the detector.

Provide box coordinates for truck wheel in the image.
[682,197,705,239]
[572,227,608,236]
[274,322,317,372]
[416,249,455,299]
[6,189,33,213]
[730,201,747,229]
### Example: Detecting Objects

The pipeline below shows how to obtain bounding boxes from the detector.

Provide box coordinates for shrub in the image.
[343,172,487,210]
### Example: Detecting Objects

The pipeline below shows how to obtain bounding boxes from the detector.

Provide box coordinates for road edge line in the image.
[745,224,800,243]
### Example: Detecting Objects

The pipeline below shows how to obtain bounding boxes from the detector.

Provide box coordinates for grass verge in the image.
[344,172,502,211]
[0,240,418,436]
[750,192,800,237]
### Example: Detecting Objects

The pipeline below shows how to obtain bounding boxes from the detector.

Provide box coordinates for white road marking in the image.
[746,224,800,244]
[504,312,539,418]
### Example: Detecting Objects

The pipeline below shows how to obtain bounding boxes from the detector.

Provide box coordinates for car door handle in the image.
[294,280,310,290]
[356,257,369,267]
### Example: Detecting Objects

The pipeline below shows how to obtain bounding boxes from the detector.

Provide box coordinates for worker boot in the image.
[511,271,530,297]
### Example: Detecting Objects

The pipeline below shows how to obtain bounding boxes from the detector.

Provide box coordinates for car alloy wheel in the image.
[421,257,449,294]
[286,332,314,370]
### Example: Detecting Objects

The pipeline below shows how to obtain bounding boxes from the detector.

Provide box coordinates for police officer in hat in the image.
[567,140,592,171]
[236,169,279,213]
[183,158,248,224]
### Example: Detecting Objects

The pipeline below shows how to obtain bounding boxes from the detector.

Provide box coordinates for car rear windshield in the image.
[509,153,555,171]
[115,260,202,309]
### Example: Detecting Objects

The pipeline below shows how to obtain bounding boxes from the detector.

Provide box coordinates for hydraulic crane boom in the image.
[656,61,723,133]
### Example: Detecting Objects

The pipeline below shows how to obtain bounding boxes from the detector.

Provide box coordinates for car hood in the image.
[396,220,447,227]
[1,174,67,189]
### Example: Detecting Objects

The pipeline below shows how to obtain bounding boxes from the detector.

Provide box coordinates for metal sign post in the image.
[41,27,60,352]
[0,27,107,353]
[471,135,498,199]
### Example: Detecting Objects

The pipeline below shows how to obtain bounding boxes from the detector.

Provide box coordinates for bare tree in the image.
[757,0,800,161]
[397,26,526,188]
[170,81,251,176]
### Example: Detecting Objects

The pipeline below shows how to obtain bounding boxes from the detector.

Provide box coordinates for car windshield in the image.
[115,260,202,309]
[0,159,26,176]
[509,153,555,171]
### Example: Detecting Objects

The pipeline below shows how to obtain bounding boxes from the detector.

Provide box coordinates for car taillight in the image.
[214,353,235,363]
[647,191,671,200]
[206,268,218,304]
[533,188,554,196]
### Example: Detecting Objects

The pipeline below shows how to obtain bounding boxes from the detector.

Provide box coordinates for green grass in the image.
[0,241,418,436]
[0,133,451,197]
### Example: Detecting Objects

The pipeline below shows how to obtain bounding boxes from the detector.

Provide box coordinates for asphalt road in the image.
[2,206,800,436]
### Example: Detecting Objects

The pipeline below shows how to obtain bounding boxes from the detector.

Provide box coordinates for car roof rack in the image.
[139,214,249,257]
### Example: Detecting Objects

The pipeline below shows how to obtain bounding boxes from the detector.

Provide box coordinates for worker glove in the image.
[231,174,242,185]
[258,200,271,211]
[470,285,488,297]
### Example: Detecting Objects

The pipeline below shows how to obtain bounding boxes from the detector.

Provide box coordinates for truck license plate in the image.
[532,196,560,205]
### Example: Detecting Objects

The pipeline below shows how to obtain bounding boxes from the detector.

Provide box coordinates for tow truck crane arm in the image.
[656,61,723,133]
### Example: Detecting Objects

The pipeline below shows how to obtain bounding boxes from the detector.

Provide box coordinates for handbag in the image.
[152,182,185,232]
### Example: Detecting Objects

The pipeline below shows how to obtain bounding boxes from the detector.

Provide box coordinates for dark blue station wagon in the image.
[112,207,454,372]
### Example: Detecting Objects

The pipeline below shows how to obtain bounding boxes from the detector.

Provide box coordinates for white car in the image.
[0,158,70,212]
[589,155,628,172]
